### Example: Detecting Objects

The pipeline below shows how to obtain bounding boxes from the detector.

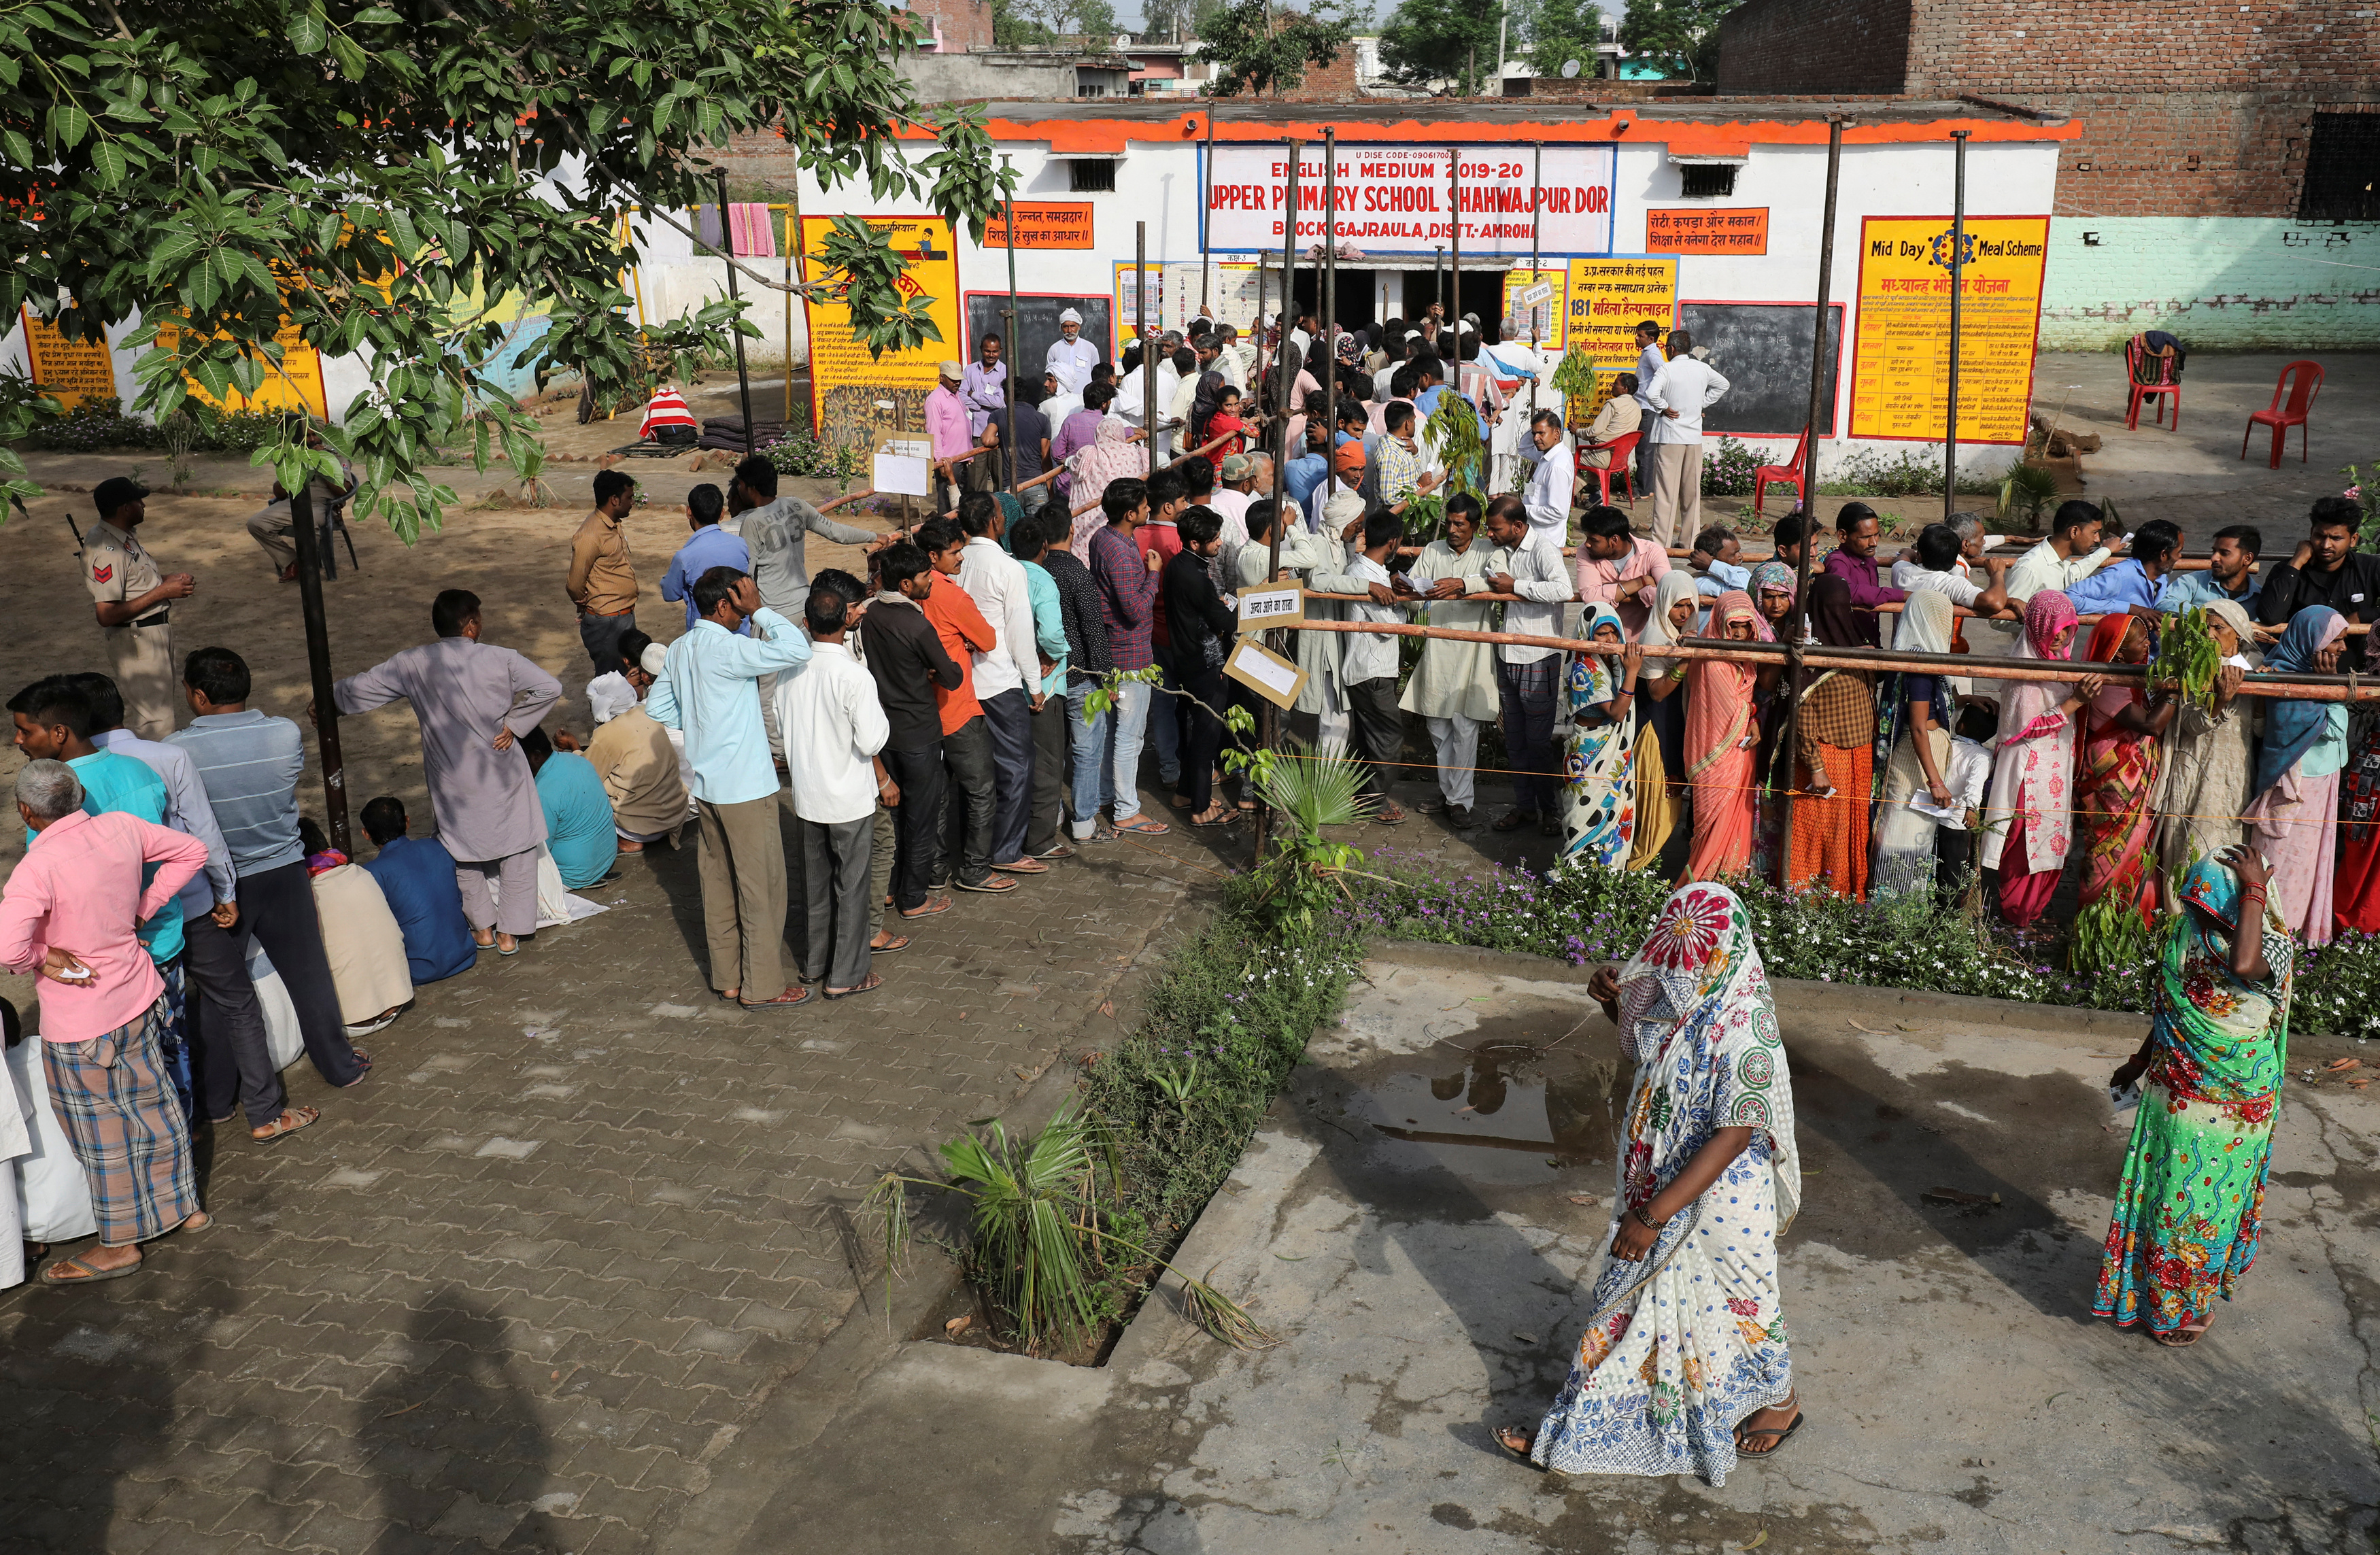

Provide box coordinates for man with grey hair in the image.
[1,758,216,1283]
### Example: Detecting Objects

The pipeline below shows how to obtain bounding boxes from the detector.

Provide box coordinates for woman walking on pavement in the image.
[2094,846,2294,1347]
[1497,882,1804,1484]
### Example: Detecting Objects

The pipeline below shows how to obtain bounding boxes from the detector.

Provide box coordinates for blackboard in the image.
[964,293,1116,394]
[1677,302,1844,437]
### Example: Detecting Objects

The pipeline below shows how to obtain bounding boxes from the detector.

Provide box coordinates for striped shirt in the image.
[1089,524,1158,672]
[165,710,307,877]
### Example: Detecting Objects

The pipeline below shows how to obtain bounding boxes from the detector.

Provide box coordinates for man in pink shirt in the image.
[1,758,214,1282]
[925,360,972,515]
[1574,505,1672,638]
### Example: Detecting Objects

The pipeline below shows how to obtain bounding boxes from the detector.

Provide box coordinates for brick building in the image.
[1717,0,2380,347]
[902,0,993,53]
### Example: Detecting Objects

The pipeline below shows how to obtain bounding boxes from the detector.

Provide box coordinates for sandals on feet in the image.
[1115,816,1171,836]
[870,934,911,955]
[251,1106,320,1144]
[1735,1399,1803,1458]
[2154,1321,2212,1348]
[741,987,813,1011]
[1492,808,1536,833]
[41,1252,143,1285]
[1493,1426,1537,1463]
[825,974,883,1001]
[900,895,955,919]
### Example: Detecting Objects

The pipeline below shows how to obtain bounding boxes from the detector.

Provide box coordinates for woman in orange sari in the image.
[1682,591,1763,882]
[2075,612,2177,917]
[1784,575,1875,899]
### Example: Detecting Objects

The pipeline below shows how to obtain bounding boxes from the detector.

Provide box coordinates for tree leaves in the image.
[1195,0,1356,97]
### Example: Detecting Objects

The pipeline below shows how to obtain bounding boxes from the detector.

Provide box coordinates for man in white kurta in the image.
[1044,308,1102,396]
[332,591,563,945]
[1396,501,1503,827]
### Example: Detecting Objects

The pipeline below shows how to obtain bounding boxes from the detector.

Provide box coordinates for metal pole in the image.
[1775,114,1843,885]
[1200,112,1214,317]
[1434,244,1444,316]
[1944,130,1969,524]
[1323,126,1338,503]
[1529,139,1542,428]
[1005,156,1021,495]
[1258,137,1302,851]
[1448,150,1462,336]
[1138,220,1155,457]
[289,483,350,853]
[1257,252,1270,378]
[713,167,756,450]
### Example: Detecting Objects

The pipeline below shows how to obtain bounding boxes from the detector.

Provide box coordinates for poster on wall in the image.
[800,214,962,451]
[1562,257,1677,415]
[1500,269,1566,348]
[1114,262,1163,339]
[18,308,118,409]
[1848,216,2049,444]
[1206,145,1617,258]
[1645,208,1769,255]
[150,315,330,419]
[982,203,1094,250]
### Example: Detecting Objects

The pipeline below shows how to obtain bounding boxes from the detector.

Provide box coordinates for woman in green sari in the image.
[2093,844,2292,1347]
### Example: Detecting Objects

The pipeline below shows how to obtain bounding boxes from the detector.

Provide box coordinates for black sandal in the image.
[1735,1401,1804,1458]
[1493,1426,1537,1462]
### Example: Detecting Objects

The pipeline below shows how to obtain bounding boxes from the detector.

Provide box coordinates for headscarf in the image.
[2017,588,2078,661]
[1805,573,1865,652]
[1607,883,1802,1237]
[1069,416,1146,519]
[1750,560,1797,609]
[1715,587,1772,644]
[1896,588,1955,657]
[2254,605,2347,795]
[303,846,348,878]
[1685,592,1761,777]
[1189,370,1229,447]
[588,671,640,727]
[1570,601,1626,708]
[2201,598,2257,665]
[2158,855,2292,1109]
[1335,329,1362,365]
[1638,568,1701,653]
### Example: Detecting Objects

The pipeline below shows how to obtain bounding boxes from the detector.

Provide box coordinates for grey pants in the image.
[939,715,998,887]
[579,609,637,676]
[455,847,541,938]
[182,910,287,1129]
[696,795,788,997]
[799,815,874,989]
[1343,676,1404,802]
[1027,694,1070,855]
[866,804,898,934]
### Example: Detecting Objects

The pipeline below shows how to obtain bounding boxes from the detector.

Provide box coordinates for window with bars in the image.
[1068,158,1117,192]
[1679,163,1737,199]
[2298,113,2380,222]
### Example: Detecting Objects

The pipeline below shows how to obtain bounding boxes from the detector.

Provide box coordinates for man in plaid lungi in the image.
[0,759,212,1283]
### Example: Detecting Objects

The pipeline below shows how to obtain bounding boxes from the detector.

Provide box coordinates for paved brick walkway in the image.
[0,813,1242,1554]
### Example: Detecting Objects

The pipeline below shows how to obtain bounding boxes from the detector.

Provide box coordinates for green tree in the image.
[1523,0,1603,78]
[1194,0,1358,97]
[994,0,1059,45]
[1001,0,1122,41]
[1377,0,1499,94]
[0,0,1006,538]
[1618,0,1735,78]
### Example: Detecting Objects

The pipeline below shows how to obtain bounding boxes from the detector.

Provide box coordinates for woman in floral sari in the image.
[1979,589,2095,933]
[2075,611,2178,917]
[2094,846,2292,1346]
[1681,592,1765,882]
[1066,417,1148,552]
[1497,883,1803,1482]
[1559,604,1643,873]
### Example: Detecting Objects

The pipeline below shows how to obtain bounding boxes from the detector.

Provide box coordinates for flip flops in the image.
[741,987,813,1011]
[824,974,883,1002]
[40,1253,143,1285]
[870,934,911,955]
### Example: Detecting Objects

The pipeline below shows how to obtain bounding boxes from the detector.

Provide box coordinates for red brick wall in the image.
[1716,0,2380,219]
[1270,46,1361,102]
[906,0,994,53]
[1716,0,1909,96]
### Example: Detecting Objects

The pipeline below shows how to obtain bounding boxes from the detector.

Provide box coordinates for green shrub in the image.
[1700,434,1761,497]
[2294,930,2380,1038]
[766,437,866,488]
[23,395,160,451]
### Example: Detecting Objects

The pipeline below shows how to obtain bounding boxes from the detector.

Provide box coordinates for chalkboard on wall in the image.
[1677,302,1845,437]
[964,294,1116,393]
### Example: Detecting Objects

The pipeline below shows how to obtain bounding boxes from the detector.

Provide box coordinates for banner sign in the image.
[1562,257,1677,413]
[1646,207,1769,255]
[1236,583,1305,633]
[18,308,118,409]
[800,214,962,451]
[150,315,330,419]
[1848,216,2049,445]
[1206,145,1617,257]
[1501,269,1567,347]
[983,202,1094,250]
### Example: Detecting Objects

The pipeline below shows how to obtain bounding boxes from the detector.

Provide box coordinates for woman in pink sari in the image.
[1681,591,1764,883]
[2242,605,2349,945]
[1066,417,1148,552]
[1979,590,2100,933]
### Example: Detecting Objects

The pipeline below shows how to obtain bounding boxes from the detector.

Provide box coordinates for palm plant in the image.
[1996,460,2060,532]
[1246,742,1382,932]
[864,1101,1276,1352]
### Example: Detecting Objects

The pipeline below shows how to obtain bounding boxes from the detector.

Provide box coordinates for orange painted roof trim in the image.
[900,106,2079,156]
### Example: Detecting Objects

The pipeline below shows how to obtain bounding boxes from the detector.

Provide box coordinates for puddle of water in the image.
[1335,1038,1630,1189]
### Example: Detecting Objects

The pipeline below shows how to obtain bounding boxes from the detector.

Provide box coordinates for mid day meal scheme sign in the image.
[1849,216,2048,445]
[1206,145,1616,257]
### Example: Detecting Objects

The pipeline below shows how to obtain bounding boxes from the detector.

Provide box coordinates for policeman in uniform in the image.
[82,475,195,739]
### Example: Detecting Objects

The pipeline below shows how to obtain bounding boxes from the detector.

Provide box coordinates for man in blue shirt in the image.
[661,484,751,632]
[991,398,1053,517]
[2064,519,2182,621]
[2157,523,2262,615]
[648,565,813,1010]
[1283,417,1329,520]
[521,727,619,888]
[357,796,477,984]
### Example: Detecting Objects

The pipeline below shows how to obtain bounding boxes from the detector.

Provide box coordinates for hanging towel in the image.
[693,203,726,254]
[729,203,777,258]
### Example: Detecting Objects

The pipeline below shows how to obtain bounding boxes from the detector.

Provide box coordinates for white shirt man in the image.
[1044,310,1102,396]
[1479,515,1572,664]
[772,613,890,994]
[957,532,1036,702]
[1642,345,1730,549]
[1514,415,1577,543]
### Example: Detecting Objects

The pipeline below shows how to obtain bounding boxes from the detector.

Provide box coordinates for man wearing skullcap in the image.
[1044,308,1102,398]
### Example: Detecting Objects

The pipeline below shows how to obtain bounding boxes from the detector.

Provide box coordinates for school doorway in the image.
[1390,269,1513,340]
[1287,267,1380,336]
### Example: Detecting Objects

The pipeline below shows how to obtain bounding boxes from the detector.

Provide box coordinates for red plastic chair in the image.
[1578,428,1642,507]
[1752,430,1807,517]
[2241,359,2324,468]
[2124,335,2181,431]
